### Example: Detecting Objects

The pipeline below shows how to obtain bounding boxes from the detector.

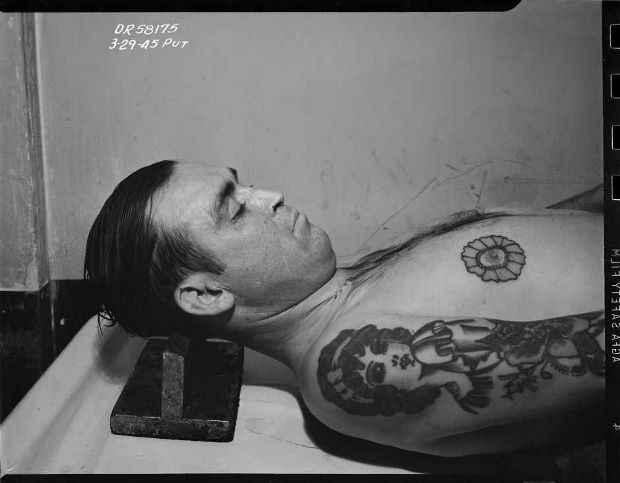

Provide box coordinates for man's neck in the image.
[227,268,362,376]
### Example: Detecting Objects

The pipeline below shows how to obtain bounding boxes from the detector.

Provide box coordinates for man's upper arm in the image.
[306,311,605,452]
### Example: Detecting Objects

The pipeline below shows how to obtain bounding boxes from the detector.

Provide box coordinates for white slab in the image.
[0,316,415,474]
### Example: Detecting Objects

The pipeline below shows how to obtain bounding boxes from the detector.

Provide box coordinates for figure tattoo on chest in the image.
[316,311,604,416]
[461,235,526,282]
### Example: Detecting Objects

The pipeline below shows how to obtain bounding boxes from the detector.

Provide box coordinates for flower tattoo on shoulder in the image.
[461,235,526,282]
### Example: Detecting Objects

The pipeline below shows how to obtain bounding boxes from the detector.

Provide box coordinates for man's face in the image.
[154,162,336,311]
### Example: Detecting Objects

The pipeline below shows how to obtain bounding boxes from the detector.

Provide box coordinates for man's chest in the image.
[346,212,603,321]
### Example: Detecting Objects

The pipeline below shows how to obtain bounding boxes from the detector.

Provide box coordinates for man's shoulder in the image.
[409,207,601,243]
[419,208,601,259]
[297,311,441,450]
[338,209,602,319]
[339,208,600,267]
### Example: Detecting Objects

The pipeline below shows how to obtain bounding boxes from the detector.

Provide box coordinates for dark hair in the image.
[84,160,225,338]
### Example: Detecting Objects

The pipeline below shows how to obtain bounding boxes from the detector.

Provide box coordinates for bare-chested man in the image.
[84,160,604,457]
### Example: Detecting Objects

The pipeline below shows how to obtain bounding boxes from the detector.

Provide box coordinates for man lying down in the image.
[84,160,604,457]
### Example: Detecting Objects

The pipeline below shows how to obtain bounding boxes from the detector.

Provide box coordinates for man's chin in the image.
[309,227,336,263]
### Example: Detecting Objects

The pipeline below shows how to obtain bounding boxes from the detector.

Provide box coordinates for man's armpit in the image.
[316,311,604,417]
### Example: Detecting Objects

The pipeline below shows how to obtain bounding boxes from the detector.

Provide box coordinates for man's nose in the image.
[245,187,284,213]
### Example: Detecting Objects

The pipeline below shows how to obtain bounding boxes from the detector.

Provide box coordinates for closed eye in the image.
[230,202,246,224]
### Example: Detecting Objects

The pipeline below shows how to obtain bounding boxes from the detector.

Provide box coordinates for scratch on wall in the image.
[358,176,437,251]
[473,170,488,209]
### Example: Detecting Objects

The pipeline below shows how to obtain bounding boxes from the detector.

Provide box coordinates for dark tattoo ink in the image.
[461,235,526,282]
[316,311,604,416]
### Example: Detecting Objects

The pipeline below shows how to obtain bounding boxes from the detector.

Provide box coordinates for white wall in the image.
[35,1,602,381]
[37,1,602,277]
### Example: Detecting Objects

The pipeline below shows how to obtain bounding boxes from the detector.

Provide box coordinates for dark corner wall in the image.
[0,12,49,422]
[0,13,98,421]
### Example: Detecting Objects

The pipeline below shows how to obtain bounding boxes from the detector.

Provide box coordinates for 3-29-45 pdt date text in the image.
[109,38,189,50]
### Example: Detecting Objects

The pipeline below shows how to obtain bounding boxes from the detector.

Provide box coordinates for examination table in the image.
[0,315,592,477]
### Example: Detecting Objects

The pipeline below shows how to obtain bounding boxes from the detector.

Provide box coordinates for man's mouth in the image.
[280,205,307,234]
[293,211,308,233]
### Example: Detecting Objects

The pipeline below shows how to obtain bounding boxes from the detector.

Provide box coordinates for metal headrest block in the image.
[110,332,243,441]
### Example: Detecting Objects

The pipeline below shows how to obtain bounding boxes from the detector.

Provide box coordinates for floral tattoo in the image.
[317,311,604,416]
[461,235,526,282]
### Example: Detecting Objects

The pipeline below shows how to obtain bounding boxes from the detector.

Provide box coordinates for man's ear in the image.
[174,273,235,316]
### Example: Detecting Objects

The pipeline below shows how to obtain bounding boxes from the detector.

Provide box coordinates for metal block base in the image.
[110,338,243,441]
